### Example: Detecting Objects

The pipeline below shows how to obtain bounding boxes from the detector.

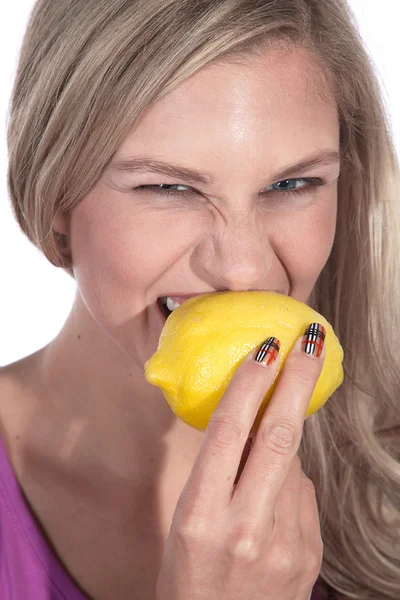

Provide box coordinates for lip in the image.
[158,290,287,308]
[156,290,287,325]
[159,292,210,301]
[156,292,213,323]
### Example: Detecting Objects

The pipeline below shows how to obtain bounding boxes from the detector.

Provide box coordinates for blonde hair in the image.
[6,0,400,597]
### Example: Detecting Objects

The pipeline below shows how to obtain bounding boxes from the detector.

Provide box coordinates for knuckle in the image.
[173,513,208,545]
[207,417,244,448]
[269,543,301,577]
[301,471,317,495]
[311,547,324,573]
[308,532,324,561]
[302,547,324,585]
[229,525,262,563]
[261,421,298,455]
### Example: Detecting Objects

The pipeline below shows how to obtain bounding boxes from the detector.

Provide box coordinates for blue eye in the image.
[134,178,326,199]
[269,179,310,192]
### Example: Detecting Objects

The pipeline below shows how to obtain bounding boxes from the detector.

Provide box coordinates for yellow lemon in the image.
[144,291,344,432]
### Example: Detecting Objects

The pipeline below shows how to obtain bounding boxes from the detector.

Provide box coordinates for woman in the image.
[1,0,399,598]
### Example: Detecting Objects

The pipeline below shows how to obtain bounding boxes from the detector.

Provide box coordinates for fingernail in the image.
[253,337,280,367]
[301,323,326,358]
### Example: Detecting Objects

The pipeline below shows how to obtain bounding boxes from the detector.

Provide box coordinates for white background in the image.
[1,0,400,366]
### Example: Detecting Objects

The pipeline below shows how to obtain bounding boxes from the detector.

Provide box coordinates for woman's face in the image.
[64,46,340,368]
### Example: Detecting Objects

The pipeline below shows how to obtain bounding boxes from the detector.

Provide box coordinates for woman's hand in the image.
[156,328,326,600]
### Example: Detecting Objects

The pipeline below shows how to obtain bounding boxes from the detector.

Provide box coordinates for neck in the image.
[27,291,204,487]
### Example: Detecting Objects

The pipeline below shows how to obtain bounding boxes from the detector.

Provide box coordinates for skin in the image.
[0,44,340,597]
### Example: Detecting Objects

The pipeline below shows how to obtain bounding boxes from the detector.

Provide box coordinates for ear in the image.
[53,211,70,237]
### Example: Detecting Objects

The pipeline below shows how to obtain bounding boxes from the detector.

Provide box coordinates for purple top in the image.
[0,433,87,599]
[0,433,322,599]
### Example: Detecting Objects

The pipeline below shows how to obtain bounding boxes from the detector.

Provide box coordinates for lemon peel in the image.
[144,291,344,432]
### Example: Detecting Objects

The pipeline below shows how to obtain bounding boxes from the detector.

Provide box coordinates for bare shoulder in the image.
[0,363,18,438]
[0,352,43,452]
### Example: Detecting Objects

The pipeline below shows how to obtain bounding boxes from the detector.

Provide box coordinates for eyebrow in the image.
[109,149,340,186]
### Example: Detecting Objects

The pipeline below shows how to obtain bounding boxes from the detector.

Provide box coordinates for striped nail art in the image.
[253,337,280,366]
[301,323,326,358]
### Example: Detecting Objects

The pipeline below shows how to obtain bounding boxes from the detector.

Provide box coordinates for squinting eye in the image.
[135,184,193,198]
[268,179,306,191]
[134,177,326,199]
[264,178,326,196]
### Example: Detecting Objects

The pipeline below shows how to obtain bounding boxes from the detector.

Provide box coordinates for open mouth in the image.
[157,297,173,321]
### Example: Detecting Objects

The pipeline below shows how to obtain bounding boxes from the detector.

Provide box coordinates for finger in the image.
[232,324,326,526]
[273,455,303,536]
[299,471,323,554]
[233,436,254,486]
[298,471,324,592]
[180,337,281,515]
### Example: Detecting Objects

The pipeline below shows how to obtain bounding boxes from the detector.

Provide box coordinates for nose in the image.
[192,211,275,292]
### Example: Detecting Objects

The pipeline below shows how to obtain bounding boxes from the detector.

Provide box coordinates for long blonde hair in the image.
[6,0,400,597]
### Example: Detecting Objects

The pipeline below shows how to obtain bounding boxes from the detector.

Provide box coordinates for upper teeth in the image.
[163,296,181,312]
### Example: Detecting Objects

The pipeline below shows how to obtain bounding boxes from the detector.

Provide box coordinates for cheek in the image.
[274,199,337,294]
[69,195,201,328]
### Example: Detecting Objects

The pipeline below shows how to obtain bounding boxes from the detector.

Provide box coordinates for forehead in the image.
[119,45,338,163]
